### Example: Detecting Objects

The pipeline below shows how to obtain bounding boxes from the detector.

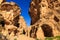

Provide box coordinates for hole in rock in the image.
[41,24,53,37]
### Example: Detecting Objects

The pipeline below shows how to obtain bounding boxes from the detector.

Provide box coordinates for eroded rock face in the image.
[0,0,5,4]
[0,1,29,40]
[0,33,8,40]
[27,24,44,40]
[0,0,60,40]
[0,2,20,27]
[0,1,31,40]
[19,16,27,29]
[29,0,41,25]
[29,0,60,25]
[29,0,60,39]
[18,16,27,35]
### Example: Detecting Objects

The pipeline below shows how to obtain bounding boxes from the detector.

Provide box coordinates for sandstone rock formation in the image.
[29,0,60,40]
[17,16,27,35]
[27,24,44,40]
[29,0,60,25]
[0,0,5,4]
[0,1,35,40]
[0,0,60,40]
[0,33,8,40]
[29,0,41,25]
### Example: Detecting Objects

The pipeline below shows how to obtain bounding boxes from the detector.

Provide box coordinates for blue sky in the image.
[6,0,31,26]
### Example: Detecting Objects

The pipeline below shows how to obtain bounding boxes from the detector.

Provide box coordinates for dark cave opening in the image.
[41,24,53,37]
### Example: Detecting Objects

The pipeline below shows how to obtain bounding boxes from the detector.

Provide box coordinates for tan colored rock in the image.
[0,2,20,27]
[8,35,35,40]
[5,25,17,30]
[0,0,5,4]
[29,0,60,25]
[0,0,60,40]
[1,25,17,37]
[29,0,60,38]
[27,26,31,37]
[0,33,8,40]
[19,16,27,29]
[2,29,8,36]
[27,23,44,40]
[6,32,16,40]
[36,27,44,40]
[17,35,35,40]
[18,16,27,35]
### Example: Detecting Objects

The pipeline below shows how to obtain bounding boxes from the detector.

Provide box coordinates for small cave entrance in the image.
[41,24,53,37]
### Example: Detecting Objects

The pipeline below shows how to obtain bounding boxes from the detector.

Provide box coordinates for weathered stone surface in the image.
[27,25,44,40]
[19,16,27,29]
[18,16,27,35]
[0,0,60,40]
[0,33,8,40]
[0,0,5,4]
[29,0,60,25]
[29,0,40,25]
[36,27,44,40]
[29,0,60,39]
[8,35,35,40]
[0,2,20,27]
